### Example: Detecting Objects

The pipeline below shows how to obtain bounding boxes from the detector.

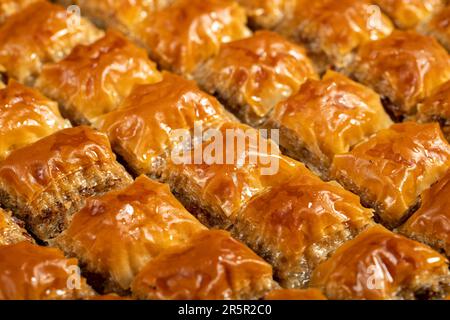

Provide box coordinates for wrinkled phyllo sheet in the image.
[311,225,450,300]
[374,0,445,29]
[349,30,450,119]
[0,208,33,245]
[420,5,450,52]
[415,80,450,141]
[132,230,276,300]
[53,175,207,293]
[129,0,251,75]
[0,241,95,300]
[399,169,450,258]
[194,30,318,126]
[0,126,133,240]
[276,0,394,72]
[266,70,392,178]
[331,122,450,228]
[0,80,70,161]
[236,0,297,29]
[264,288,327,300]
[162,122,303,229]
[94,72,235,176]
[0,0,39,24]
[0,1,103,85]
[232,163,373,288]
[36,30,161,125]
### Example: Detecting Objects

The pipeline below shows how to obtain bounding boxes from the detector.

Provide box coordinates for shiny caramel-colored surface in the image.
[420,5,450,52]
[0,0,39,24]
[132,230,275,300]
[94,72,234,175]
[0,80,70,161]
[236,0,297,29]
[0,209,32,245]
[0,241,94,300]
[400,169,450,257]
[36,30,161,124]
[195,30,318,123]
[264,288,327,300]
[277,0,394,69]
[311,225,449,300]
[331,122,450,227]
[0,126,119,204]
[374,0,444,29]
[133,0,251,75]
[55,175,207,290]
[270,70,392,168]
[163,122,304,222]
[0,1,103,84]
[351,30,450,117]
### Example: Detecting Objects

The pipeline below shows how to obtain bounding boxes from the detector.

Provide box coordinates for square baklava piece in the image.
[132,230,276,300]
[0,126,133,240]
[36,30,161,125]
[0,0,103,84]
[331,122,450,228]
[194,30,318,126]
[266,70,392,178]
[311,225,450,300]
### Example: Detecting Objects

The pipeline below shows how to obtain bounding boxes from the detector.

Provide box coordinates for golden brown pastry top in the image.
[331,122,450,227]
[132,230,274,300]
[264,288,327,300]
[236,0,297,29]
[0,241,94,300]
[0,126,120,204]
[0,1,103,84]
[400,169,450,256]
[55,175,206,290]
[351,30,450,116]
[0,0,39,24]
[237,164,373,272]
[195,30,318,120]
[421,5,450,51]
[164,122,305,220]
[0,208,32,245]
[0,80,69,161]
[270,70,392,165]
[311,225,449,300]
[277,0,394,68]
[374,0,444,29]
[94,72,234,175]
[134,0,251,75]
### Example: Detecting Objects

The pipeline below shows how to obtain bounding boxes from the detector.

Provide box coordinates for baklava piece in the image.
[350,30,450,119]
[232,163,373,288]
[36,30,161,125]
[131,0,251,75]
[0,0,38,24]
[194,30,318,126]
[420,5,450,51]
[0,241,95,300]
[162,122,304,229]
[331,122,450,228]
[236,0,297,29]
[276,0,394,72]
[0,208,33,245]
[266,70,392,178]
[0,1,103,84]
[311,225,450,300]
[0,126,133,240]
[399,169,450,258]
[415,80,450,141]
[94,72,235,176]
[0,80,70,161]
[264,289,327,300]
[132,230,276,300]
[54,175,207,292]
[374,0,444,29]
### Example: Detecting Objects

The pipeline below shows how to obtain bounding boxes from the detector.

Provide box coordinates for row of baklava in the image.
[0,0,448,300]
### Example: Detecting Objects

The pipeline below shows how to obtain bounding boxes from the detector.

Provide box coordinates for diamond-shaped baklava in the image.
[0,126,133,240]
